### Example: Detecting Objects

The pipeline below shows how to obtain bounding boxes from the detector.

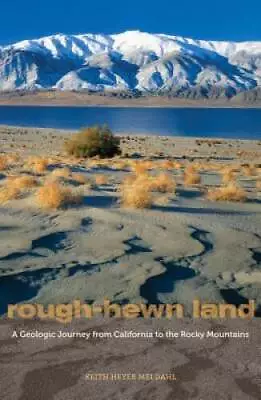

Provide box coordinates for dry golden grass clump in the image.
[5,153,20,165]
[185,164,198,174]
[0,156,8,171]
[173,161,183,170]
[26,157,49,174]
[51,167,71,179]
[207,184,247,202]
[183,166,201,186]
[119,175,152,209]
[241,164,257,177]
[94,174,109,185]
[221,167,237,184]
[160,160,174,170]
[36,182,82,209]
[111,160,130,170]
[9,175,38,189]
[131,161,151,175]
[0,186,20,204]
[72,173,92,186]
[149,173,176,193]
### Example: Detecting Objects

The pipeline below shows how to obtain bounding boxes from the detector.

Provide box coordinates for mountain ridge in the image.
[1,30,261,100]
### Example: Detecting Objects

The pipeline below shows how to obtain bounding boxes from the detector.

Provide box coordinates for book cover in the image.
[0,1,260,399]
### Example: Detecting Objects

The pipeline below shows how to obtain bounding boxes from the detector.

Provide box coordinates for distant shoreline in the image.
[0,92,260,108]
[1,125,260,145]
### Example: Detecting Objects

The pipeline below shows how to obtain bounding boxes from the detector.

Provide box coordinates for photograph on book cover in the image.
[0,0,260,399]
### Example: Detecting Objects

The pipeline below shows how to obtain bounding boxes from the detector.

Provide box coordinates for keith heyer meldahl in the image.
[178,330,249,339]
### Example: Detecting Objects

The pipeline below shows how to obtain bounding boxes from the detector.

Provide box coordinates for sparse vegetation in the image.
[94,174,109,185]
[9,175,38,189]
[149,173,176,193]
[64,125,121,158]
[0,156,7,171]
[26,157,49,174]
[119,175,152,209]
[207,184,247,202]
[131,161,151,175]
[184,166,201,186]
[221,167,237,184]
[72,173,91,186]
[0,186,20,204]
[36,182,83,209]
[51,167,71,179]
[241,164,257,177]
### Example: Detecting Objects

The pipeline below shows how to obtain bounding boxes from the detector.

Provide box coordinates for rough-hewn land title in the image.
[7,299,256,323]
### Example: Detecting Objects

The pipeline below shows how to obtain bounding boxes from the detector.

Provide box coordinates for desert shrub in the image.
[0,186,20,204]
[51,167,71,179]
[149,173,176,193]
[94,174,109,185]
[36,182,82,209]
[184,168,201,186]
[9,175,38,189]
[0,156,7,171]
[64,125,121,158]
[221,166,237,184]
[207,184,247,202]
[119,175,152,209]
[161,160,174,170]
[241,164,257,177]
[72,173,92,186]
[131,161,151,175]
[26,157,49,174]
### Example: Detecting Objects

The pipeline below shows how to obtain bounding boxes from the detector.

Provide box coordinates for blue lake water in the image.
[0,106,261,139]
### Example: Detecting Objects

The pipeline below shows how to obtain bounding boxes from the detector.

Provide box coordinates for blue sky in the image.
[1,0,261,45]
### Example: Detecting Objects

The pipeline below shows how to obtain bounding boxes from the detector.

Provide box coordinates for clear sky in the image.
[1,0,261,45]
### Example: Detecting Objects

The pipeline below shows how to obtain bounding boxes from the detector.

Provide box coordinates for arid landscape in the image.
[0,121,260,400]
[0,125,260,314]
[0,125,261,399]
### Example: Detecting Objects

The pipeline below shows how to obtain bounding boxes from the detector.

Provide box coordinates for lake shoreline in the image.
[0,92,259,108]
[1,106,261,140]
[1,125,261,159]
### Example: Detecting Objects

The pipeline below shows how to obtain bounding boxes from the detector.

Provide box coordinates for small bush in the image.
[150,173,176,193]
[207,184,247,202]
[9,175,38,189]
[64,125,121,158]
[131,161,152,175]
[184,170,201,186]
[26,157,49,174]
[119,176,152,209]
[0,156,7,171]
[0,186,20,204]
[72,173,91,186]
[161,160,174,170]
[242,165,257,177]
[51,167,71,179]
[36,182,82,209]
[94,174,109,185]
[221,167,237,184]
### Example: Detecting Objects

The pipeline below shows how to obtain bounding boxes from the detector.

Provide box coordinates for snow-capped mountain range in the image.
[1,30,261,98]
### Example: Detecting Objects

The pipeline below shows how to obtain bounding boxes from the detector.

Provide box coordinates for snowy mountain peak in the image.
[0,31,261,98]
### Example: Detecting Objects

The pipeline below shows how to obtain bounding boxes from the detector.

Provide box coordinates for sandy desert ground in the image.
[0,125,261,399]
[0,125,260,312]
